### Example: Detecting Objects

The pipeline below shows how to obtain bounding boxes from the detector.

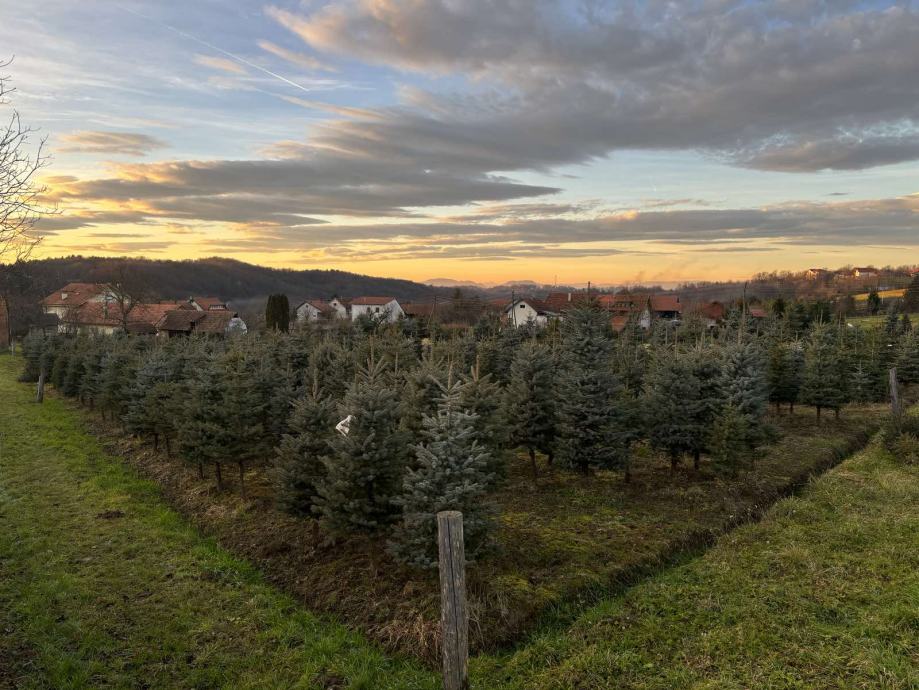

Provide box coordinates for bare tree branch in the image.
[0,57,54,264]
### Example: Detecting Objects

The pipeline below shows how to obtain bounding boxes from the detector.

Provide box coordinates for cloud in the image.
[267,0,919,173]
[257,40,334,72]
[47,156,559,221]
[56,131,168,156]
[128,193,918,261]
[194,54,248,75]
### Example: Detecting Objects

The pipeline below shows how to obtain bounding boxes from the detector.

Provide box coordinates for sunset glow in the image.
[5,1,919,283]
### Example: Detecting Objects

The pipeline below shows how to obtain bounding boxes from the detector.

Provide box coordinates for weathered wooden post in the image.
[437,510,468,690]
[36,368,45,404]
[889,367,900,417]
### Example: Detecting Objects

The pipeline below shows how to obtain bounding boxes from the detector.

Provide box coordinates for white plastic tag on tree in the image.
[336,415,354,436]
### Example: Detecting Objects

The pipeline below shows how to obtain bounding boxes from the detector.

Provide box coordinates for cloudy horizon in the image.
[4,0,919,283]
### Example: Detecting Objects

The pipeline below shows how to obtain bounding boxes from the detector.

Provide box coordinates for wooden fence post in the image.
[36,369,45,404]
[889,367,900,417]
[437,510,468,690]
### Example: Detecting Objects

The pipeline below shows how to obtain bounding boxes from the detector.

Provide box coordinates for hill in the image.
[19,256,451,303]
[0,255,459,336]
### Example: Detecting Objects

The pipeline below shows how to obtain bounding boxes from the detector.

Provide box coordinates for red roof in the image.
[158,309,239,334]
[401,302,436,318]
[649,295,681,313]
[42,283,109,308]
[351,296,397,306]
[543,292,592,312]
[191,296,227,311]
[699,301,726,321]
[65,301,180,329]
[748,307,767,318]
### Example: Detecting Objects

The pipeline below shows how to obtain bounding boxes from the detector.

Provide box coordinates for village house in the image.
[41,284,243,336]
[156,309,247,337]
[504,297,557,327]
[349,296,404,322]
[328,297,351,319]
[57,300,181,336]
[41,282,113,321]
[294,299,336,323]
[805,268,829,280]
[605,293,683,331]
[188,296,228,311]
[401,302,437,320]
[852,267,879,278]
[698,301,727,328]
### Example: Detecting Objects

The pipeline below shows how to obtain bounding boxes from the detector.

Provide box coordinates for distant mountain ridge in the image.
[21,256,453,304]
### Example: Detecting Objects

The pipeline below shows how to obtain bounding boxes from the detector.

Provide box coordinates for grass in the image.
[853,289,907,301]
[846,312,918,329]
[3,351,916,688]
[0,354,437,689]
[38,355,891,660]
[472,436,919,688]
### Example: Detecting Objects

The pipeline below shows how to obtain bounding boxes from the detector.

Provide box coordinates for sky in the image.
[3,0,919,286]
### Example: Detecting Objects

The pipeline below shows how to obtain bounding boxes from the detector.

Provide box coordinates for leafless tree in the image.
[0,58,53,345]
[105,263,152,332]
[1,57,49,263]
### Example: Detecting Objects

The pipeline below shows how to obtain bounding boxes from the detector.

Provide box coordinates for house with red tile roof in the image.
[294,298,336,323]
[349,296,404,322]
[504,297,558,327]
[41,282,113,321]
[156,309,247,337]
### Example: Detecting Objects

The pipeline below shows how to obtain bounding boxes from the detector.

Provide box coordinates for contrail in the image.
[117,4,315,94]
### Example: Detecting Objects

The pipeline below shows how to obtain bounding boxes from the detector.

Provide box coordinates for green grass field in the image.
[0,354,436,689]
[2,352,917,689]
[475,437,919,688]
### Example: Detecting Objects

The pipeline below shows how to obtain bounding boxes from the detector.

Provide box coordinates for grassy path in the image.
[474,433,919,688]
[2,351,917,688]
[0,354,437,690]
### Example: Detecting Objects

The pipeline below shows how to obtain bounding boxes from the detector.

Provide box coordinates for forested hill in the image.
[20,256,453,303]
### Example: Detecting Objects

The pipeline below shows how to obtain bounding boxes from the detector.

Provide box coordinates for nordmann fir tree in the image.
[216,349,269,497]
[315,359,409,533]
[800,324,846,420]
[688,343,725,470]
[389,378,494,568]
[275,367,336,516]
[719,342,771,465]
[896,328,919,385]
[458,359,509,482]
[555,302,632,477]
[503,340,557,480]
[767,341,802,413]
[178,355,226,485]
[644,350,701,472]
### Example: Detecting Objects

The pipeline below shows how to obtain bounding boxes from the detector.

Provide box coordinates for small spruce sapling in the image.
[275,370,336,516]
[315,360,409,533]
[389,378,494,568]
[503,340,556,480]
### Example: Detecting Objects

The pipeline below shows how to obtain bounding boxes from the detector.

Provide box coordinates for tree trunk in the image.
[834,407,840,420]
[214,462,223,489]
[623,456,631,484]
[164,434,171,458]
[816,406,822,421]
[670,450,679,473]
[198,461,205,480]
[693,449,700,471]
[528,447,538,485]
[789,402,795,414]
[153,433,159,452]
[238,461,246,498]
